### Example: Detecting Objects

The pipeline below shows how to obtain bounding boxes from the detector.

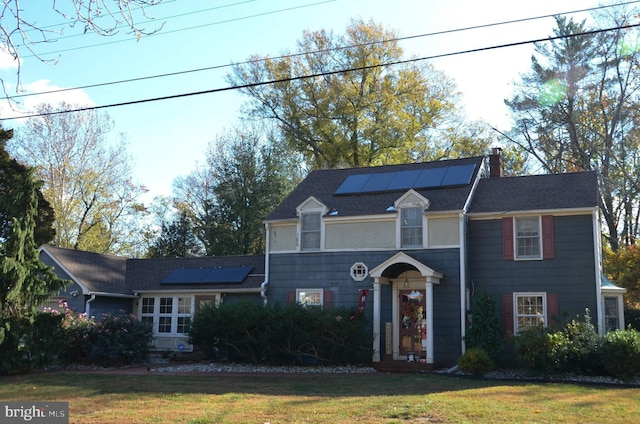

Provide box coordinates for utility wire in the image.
[7,0,638,101]
[24,0,336,58]
[2,22,637,121]
[23,0,254,43]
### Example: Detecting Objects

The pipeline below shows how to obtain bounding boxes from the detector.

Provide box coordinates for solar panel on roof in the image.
[334,174,370,195]
[414,167,447,189]
[386,170,422,190]
[161,266,253,285]
[440,164,476,186]
[334,163,476,195]
[360,172,396,193]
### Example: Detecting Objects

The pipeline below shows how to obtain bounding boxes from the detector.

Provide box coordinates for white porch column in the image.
[425,280,434,364]
[372,280,381,362]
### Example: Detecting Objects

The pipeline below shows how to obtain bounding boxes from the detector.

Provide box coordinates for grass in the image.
[1,370,639,423]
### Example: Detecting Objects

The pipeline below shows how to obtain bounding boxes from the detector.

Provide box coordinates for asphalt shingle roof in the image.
[468,171,598,213]
[42,245,131,295]
[42,245,265,294]
[125,255,265,292]
[267,156,486,221]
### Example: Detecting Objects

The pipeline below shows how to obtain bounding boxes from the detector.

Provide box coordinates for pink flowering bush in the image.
[61,309,152,366]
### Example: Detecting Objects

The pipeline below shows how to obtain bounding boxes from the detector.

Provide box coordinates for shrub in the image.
[465,292,503,363]
[600,329,640,380]
[558,310,604,375]
[189,301,372,366]
[511,327,553,371]
[60,308,152,366]
[458,348,494,376]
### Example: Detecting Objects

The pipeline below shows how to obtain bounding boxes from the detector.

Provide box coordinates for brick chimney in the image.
[489,147,504,178]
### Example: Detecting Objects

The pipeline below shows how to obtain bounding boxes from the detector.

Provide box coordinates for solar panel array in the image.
[335,163,476,195]
[161,266,253,285]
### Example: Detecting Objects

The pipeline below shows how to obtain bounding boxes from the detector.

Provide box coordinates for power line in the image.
[2,22,637,122]
[7,0,638,101]
[22,0,254,44]
[23,0,336,58]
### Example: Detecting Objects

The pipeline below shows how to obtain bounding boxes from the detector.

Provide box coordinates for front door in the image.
[195,295,217,316]
[398,290,425,356]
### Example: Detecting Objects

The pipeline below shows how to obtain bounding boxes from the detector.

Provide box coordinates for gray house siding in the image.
[269,248,463,365]
[467,215,598,329]
[39,253,84,312]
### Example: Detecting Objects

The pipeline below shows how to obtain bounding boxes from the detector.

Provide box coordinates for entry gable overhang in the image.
[370,252,443,284]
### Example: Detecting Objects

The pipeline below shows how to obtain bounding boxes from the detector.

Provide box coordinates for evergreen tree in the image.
[0,126,67,371]
[465,292,503,363]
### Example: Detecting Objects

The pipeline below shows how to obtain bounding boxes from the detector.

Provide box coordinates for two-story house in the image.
[263,152,623,366]
[39,152,625,366]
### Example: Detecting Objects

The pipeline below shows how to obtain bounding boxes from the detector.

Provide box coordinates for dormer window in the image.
[401,207,423,248]
[301,212,321,251]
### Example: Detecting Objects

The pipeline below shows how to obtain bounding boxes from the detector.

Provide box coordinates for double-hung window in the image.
[515,293,546,333]
[401,207,423,248]
[516,217,541,259]
[158,297,173,333]
[301,212,321,251]
[176,297,192,333]
[140,298,154,328]
[503,216,554,261]
[604,297,620,332]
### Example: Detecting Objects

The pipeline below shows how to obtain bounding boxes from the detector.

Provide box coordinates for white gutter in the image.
[262,222,271,305]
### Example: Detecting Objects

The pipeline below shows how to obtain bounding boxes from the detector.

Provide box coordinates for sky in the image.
[0,0,618,202]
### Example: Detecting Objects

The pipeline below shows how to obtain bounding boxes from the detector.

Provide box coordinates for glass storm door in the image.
[399,290,425,356]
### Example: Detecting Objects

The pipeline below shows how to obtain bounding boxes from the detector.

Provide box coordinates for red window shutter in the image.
[547,293,559,328]
[542,215,555,259]
[287,291,296,304]
[502,294,514,337]
[502,217,514,260]
[323,290,333,308]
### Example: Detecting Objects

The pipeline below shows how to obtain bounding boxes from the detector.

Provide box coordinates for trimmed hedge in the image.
[189,301,372,366]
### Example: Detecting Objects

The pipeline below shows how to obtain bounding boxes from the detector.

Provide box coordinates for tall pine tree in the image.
[0,126,67,372]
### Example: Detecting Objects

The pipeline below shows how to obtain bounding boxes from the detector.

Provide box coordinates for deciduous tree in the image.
[8,102,148,255]
[229,19,489,169]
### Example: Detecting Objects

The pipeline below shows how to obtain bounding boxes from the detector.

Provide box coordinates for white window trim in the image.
[514,216,543,261]
[603,295,625,331]
[350,262,369,281]
[139,295,194,336]
[513,292,547,334]
[394,190,429,250]
[296,289,324,307]
[399,206,425,249]
[299,211,323,251]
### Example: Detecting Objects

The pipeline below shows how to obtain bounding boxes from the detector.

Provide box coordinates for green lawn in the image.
[1,371,639,423]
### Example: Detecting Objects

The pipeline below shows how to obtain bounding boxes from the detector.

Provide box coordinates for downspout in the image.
[592,208,603,333]
[262,222,270,306]
[458,158,485,355]
[85,294,96,318]
[458,212,467,355]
